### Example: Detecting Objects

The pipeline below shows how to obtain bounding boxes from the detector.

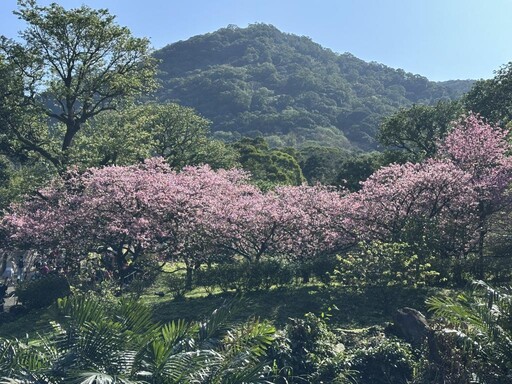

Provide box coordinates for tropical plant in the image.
[0,295,276,383]
[268,312,353,383]
[427,281,512,383]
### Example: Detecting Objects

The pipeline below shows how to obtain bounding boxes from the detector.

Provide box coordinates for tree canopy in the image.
[0,0,157,170]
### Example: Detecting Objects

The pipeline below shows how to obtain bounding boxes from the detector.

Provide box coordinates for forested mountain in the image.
[154,24,474,150]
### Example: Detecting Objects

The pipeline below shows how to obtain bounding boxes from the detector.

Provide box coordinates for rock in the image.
[392,307,430,347]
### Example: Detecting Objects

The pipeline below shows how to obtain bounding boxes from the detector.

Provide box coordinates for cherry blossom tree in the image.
[346,159,477,279]
[438,113,512,277]
[3,159,251,283]
[204,184,353,265]
[271,185,355,260]
[346,113,512,281]
[4,158,174,280]
[6,113,510,287]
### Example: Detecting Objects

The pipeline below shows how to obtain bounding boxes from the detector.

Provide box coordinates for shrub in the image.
[349,338,417,384]
[335,241,439,288]
[195,259,296,293]
[166,272,187,299]
[16,275,70,309]
[297,254,338,285]
[268,313,350,383]
[426,281,512,383]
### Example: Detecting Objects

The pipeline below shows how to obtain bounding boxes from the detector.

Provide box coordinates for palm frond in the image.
[427,281,512,380]
[197,297,248,349]
[223,318,276,359]
[116,298,160,337]
[69,372,144,384]
[57,295,108,328]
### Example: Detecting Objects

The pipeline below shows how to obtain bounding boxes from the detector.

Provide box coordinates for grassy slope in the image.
[0,269,437,339]
[142,271,435,329]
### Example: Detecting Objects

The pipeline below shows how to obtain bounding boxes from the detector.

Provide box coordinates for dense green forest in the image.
[155,23,474,150]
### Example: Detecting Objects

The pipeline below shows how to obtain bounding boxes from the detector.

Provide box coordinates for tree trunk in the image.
[301,268,310,284]
[477,213,486,280]
[185,265,193,291]
[453,256,463,287]
[61,120,80,168]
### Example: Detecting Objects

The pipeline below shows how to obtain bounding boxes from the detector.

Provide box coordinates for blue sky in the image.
[1,0,511,81]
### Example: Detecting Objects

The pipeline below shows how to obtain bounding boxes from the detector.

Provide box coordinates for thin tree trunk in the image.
[185,265,193,291]
[477,222,486,280]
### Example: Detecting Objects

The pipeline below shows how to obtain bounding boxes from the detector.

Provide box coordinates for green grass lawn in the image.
[143,279,435,329]
[0,264,438,339]
[0,307,53,338]
[139,263,436,327]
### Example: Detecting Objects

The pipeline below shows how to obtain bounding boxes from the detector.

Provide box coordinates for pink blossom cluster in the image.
[2,158,353,276]
[344,113,512,258]
[3,114,511,277]
[438,113,512,208]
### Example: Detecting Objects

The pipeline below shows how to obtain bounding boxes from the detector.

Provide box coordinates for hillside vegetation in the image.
[155,23,474,150]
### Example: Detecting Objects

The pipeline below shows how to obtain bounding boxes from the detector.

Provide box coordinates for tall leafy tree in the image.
[0,0,157,171]
[231,137,305,188]
[377,100,462,160]
[464,62,512,124]
[70,103,239,170]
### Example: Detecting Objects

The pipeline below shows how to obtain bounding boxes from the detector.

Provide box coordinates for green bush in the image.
[349,338,417,384]
[166,272,187,299]
[335,241,439,288]
[195,259,296,293]
[268,313,351,383]
[16,275,71,309]
[297,254,338,284]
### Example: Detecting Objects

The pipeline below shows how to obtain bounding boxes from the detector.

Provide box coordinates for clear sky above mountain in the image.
[1,0,511,81]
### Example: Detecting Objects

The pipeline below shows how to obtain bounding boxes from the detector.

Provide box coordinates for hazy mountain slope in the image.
[155,24,473,150]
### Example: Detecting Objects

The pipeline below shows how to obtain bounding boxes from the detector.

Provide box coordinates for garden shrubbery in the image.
[16,275,70,309]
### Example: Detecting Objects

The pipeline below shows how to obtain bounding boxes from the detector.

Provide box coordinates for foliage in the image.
[0,159,57,212]
[269,313,352,383]
[348,336,417,384]
[378,100,463,160]
[0,294,276,383]
[15,275,71,309]
[0,0,157,171]
[333,150,413,191]
[464,61,512,124]
[231,137,304,187]
[298,145,350,185]
[426,281,512,383]
[336,241,439,288]
[71,102,239,170]
[195,259,295,293]
[155,23,471,150]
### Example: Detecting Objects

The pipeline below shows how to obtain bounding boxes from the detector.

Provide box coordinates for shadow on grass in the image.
[0,284,436,340]
[151,284,435,328]
[0,307,52,338]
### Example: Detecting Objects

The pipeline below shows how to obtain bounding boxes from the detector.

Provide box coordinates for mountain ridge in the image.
[154,23,474,150]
